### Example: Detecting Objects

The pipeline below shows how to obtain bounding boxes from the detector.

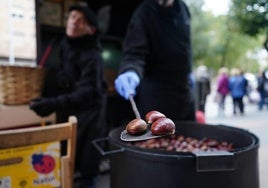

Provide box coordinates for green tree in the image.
[229,0,268,50]
[185,0,265,73]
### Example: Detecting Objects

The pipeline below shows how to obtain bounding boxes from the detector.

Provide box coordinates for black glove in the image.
[29,97,58,117]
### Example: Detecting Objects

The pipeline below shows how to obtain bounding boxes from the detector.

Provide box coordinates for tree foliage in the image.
[185,0,265,73]
[229,0,268,52]
[229,0,268,37]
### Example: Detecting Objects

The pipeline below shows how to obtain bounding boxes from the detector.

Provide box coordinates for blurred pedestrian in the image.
[30,4,107,187]
[257,69,268,110]
[195,65,211,113]
[216,67,229,116]
[114,0,196,121]
[228,68,248,115]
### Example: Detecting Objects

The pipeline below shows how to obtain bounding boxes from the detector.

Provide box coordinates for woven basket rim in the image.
[0,64,45,69]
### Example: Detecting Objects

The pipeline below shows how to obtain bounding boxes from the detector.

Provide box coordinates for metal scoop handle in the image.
[129,95,141,119]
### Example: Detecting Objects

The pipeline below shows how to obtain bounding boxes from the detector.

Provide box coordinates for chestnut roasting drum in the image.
[93,122,259,188]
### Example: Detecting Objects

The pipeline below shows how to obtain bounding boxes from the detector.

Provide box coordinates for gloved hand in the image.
[29,97,58,117]
[114,71,140,100]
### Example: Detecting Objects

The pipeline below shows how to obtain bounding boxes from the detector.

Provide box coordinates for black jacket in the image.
[50,35,107,178]
[118,0,194,121]
[55,35,106,120]
[257,70,268,97]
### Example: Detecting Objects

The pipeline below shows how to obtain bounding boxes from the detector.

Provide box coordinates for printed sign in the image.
[0,142,61,188]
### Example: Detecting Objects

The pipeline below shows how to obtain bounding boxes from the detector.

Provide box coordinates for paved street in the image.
[205,93,268,146]
[205,93,268,188]
[96,92,268,188]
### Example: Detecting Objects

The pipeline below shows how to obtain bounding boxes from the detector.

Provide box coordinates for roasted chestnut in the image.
[151,117,175,136]
[145,110,166,124]
[126,118,148,135]
[132,135,234,152]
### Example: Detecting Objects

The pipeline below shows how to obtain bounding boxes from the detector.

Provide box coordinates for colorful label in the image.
[0,142,61,188]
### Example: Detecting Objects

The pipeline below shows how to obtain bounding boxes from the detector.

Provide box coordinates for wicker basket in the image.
[0,65,46,105]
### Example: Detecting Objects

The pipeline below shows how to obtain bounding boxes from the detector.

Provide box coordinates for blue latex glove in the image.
[114,71,140,100]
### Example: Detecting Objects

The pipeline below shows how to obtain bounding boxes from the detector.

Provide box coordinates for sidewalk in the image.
[205,94,268,188]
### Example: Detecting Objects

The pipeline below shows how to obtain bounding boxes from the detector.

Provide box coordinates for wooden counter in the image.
[0,104,55,130]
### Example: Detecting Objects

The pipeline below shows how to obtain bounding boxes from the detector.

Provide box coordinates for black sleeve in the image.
[118,5,149,78]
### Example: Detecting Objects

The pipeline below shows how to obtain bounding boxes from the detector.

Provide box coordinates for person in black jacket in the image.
[30,4,106,188]
[195,65,211,113]
[257,69,268,110]
[114,0,195,121]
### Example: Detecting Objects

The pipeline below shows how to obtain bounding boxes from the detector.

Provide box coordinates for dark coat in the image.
[257,70,268,97]
[196,76,211,112]
[118,0,195,121]
[51,35,107,178]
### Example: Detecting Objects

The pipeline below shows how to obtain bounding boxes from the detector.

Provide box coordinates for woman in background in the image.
[216,67,229,116]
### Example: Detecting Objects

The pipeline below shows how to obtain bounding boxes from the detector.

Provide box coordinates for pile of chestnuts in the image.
[125,111,176,136]
[130,134,234,152]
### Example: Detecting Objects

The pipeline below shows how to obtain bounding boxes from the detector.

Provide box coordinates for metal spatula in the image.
[120,95,173,142]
